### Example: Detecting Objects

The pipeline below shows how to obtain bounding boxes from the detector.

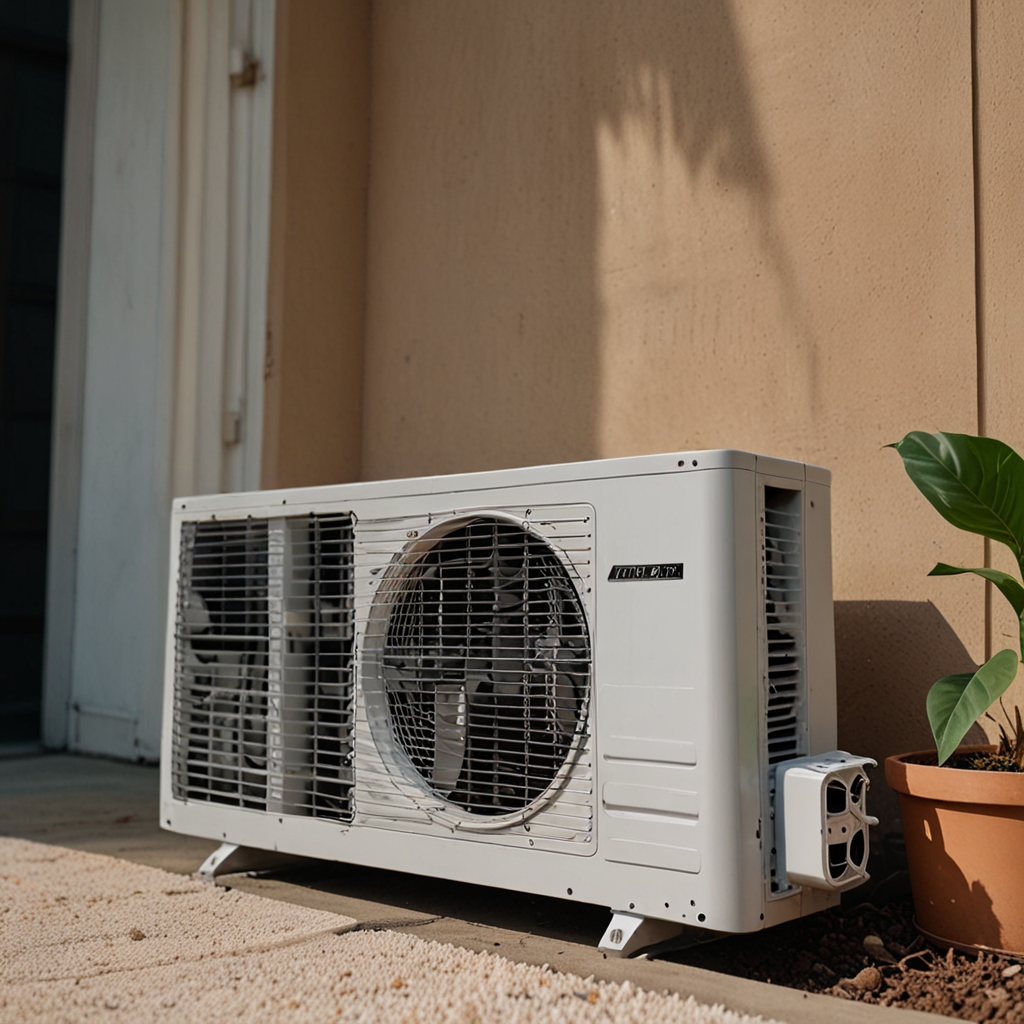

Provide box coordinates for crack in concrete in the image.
[26,924,361,984]
[350,915,445,932]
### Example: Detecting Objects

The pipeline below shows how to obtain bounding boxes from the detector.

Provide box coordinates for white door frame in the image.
[173,0,274,499]
[43,0,276,750]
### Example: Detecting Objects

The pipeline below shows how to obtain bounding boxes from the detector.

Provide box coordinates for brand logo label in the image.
[607,563,684,582]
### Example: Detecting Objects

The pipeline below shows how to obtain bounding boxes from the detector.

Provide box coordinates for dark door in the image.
[0,0,69,745]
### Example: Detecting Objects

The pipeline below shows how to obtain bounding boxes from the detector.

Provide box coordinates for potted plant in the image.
[885,430,1024,955]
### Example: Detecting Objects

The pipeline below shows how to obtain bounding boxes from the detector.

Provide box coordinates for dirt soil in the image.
[669,896,1024,1021]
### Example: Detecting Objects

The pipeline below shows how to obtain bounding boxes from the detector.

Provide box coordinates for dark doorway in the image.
[0,0,69,744]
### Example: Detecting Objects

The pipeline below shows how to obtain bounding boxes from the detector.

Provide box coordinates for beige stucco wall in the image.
[261,0,369,489]
[268,0,1024,832]
[360,0,983,824]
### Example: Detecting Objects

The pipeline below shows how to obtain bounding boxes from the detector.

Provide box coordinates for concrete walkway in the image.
[2,836,778,1023]
[0,755,950,1023]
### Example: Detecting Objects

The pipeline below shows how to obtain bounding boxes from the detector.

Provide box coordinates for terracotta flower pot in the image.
[886,746,1024,956]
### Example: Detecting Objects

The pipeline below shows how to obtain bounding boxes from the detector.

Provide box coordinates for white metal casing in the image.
[160,449,846,935]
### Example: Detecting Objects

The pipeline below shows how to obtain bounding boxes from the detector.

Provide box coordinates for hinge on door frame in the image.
[230,52,260,89]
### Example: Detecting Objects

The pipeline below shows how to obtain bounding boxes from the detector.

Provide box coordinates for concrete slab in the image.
[223,873,947,1024]
[0,753,218,873]
[0,754,951,1023]
[3,837,781,1024]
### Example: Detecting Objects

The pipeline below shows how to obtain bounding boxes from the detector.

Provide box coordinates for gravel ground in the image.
[671,895,1024,1021]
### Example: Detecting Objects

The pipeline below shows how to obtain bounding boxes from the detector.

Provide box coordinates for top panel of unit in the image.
[174,448,830,515]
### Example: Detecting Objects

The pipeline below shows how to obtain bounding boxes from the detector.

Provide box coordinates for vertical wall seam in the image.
[970,0,992,661]
[971,0,985,438]
[261,0,289,491]
[356,0,373,483]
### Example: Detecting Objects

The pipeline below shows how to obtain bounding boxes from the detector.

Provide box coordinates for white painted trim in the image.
[44,0,273,755]
[173,0,227,500]
[172,0,274,500]
[161,0,185,498]
[42,0,101,749]
[65,0,184,760]
[236,0,274,493]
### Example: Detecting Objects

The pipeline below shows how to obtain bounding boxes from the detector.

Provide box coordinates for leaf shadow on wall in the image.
[591,0,798,290]
[835,600,986,840]
[587,0,818,441]
[363,0,807,476]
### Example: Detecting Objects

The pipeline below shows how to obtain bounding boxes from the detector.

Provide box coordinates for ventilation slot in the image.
[762,487,806,765]
[172,514,356,822]
[380,516,591,817]
[278,514,356,821]
[173,519,270,809]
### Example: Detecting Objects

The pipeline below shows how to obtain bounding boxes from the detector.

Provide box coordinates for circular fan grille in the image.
[381,517,590,816]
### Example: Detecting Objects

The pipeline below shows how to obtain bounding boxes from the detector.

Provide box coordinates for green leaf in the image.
[928,563,1024,661]
[929,563,1024,618]
[927,648,1020,765]
[890,432,1024,571]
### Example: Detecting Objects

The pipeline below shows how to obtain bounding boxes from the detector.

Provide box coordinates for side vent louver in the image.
[762,487,806,765]
[173,514,355,822]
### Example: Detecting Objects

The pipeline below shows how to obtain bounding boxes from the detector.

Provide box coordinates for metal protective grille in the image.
[762,487,806,765]
[381,517,591,816]
[172,514,356,820]
[173,519,270,808]
[279,514,356,821]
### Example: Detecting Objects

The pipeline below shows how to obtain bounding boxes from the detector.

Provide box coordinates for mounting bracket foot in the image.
[195,843,301,883]
[598,911,687,958]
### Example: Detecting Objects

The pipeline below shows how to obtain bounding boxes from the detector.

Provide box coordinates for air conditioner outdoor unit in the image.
[160,449,876,956]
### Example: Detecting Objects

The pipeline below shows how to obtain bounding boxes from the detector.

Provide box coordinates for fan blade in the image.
[432,683,467,794]
[182,589,211,635]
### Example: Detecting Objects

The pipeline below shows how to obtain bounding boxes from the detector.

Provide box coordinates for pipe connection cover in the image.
[776,751,878,891]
